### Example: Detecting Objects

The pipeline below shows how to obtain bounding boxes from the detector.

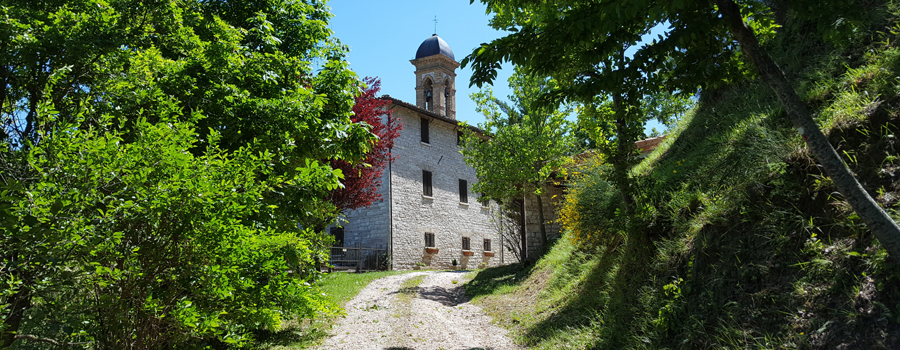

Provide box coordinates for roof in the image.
[415,34,455,60]
[634,135,666,155]
[380,95,485,135]
[574,135,668,163]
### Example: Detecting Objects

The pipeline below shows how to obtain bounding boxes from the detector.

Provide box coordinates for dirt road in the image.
[315,271,521,350]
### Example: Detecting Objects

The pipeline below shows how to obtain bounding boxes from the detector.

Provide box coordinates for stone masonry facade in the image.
[523,184,565,259]
[332,33,641,270]
[338,105,505,270]
[387,107,501,270]
[335,169,391,250]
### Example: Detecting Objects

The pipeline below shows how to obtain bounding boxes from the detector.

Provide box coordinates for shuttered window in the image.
[423,170,433,197]
[421,117,430,143]
[425,232,435,247]
[459,179,468,203]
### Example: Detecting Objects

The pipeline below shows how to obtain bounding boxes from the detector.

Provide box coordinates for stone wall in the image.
[388,107,503,270]
[523,184,565,259]
[337,167,391,250]
[338,106,509,270]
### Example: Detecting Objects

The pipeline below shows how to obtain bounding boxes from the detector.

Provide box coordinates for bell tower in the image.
[411,34,459,119]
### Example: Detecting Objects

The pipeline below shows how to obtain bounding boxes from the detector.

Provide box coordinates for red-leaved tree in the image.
[328,77,401,212]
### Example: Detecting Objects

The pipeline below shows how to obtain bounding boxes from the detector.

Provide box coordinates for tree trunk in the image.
[518,197,528,261]
[1,285,31,348]
[716,0,900,258]
[535,191,548,248]
[612,92,636,214]
[0,65,7,117]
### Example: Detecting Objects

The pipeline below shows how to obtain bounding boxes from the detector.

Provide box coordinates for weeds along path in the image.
[315,271,521,350]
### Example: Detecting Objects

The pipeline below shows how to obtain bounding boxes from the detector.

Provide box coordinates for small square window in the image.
[425,232,435,248]
[462,237,471,250]
[484,239,491,252]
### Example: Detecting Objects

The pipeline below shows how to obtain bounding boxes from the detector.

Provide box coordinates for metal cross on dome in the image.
[433,15,438,34]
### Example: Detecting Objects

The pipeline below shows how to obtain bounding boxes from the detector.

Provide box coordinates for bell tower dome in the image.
[411,34,459,119]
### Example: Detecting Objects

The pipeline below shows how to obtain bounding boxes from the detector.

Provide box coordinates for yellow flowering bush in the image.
[559,153,625,246]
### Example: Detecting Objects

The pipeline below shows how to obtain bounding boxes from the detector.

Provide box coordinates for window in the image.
[462,237,471,250]
[330,227,344,255]
[444,89,450,116]
[457,130,463,146]
[479,193,489,207]
[424,78,433,111]
[420,117,430,143]
[425,232,435,247]
[422,170,433,197]
[329,227,344,246]
[458,179,468,203]
[484,239,491,252]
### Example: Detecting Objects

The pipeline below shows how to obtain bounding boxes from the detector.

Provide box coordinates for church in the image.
[332,34,510,270]
[329,34,670,271]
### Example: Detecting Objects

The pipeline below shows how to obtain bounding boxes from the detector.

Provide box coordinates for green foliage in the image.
[460,67,575,202]
[465,2,900,349]
[2,103,342,347]
[250,270,408,349]
[1,0,373,346]
[462,0,782,94]
[558,155,623,245]
[641,91,696,130]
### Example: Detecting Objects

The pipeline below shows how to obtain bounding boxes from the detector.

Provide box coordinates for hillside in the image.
[464,2,900,349]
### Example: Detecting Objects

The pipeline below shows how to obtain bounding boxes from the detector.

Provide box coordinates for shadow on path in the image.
[417,284,467,306]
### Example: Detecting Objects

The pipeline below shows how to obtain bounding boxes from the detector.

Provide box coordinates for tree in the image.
[462,2,688,216]
[642,90,696,132]
[575,93,644,214]
[488,200,525,263]
[461,67,574,257]
[327,77,401,213]
[463,0,900,258]
[573,90,693,150]
[1,0,371,346]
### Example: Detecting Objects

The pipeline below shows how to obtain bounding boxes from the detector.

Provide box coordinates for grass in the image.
[318,270,409,308]
[250,270,408,349]
[396,274,426,305]
[466,1,900,349]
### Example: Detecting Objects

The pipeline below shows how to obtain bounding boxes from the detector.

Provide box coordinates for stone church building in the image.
[333,34,511,270]
[328,34,666,271]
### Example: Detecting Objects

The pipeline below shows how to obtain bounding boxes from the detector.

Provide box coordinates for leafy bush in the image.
[2,106,339,347]
[559,154,624,246]
[1,0,369,347]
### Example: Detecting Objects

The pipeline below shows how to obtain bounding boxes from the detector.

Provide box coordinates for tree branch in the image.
[14,334,92,347]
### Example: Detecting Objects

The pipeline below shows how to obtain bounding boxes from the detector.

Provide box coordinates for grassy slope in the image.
[465,2,900,349]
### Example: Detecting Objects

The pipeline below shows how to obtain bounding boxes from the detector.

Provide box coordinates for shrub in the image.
[1,111,338,347]
[559,154,625,246]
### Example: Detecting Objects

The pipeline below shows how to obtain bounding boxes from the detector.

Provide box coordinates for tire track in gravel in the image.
[315,271,521,350]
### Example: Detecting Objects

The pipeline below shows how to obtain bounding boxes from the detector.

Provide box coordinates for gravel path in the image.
[315,271,522,350]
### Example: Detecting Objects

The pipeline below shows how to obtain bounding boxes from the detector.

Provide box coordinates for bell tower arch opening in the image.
[423,77,434,111]
[412,34,460,119]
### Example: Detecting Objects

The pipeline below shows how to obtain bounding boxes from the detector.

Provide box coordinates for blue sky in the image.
[328,1,667,133]
[328,0,513,127]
